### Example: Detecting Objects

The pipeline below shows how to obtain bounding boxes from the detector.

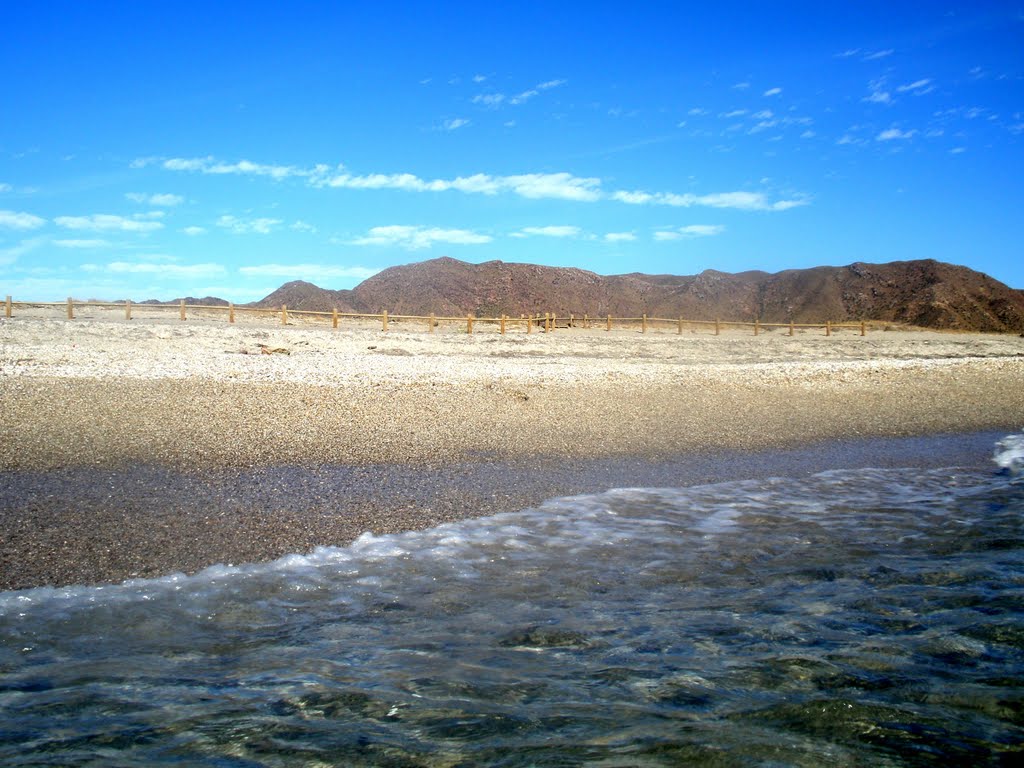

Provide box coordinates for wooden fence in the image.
[2,295,868,337]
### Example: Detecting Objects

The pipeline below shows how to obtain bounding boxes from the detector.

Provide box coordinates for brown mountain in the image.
[251,257,1024,333]
[252,280,359,313]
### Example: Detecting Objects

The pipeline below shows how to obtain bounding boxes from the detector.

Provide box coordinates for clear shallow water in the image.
[1,439,1023,766]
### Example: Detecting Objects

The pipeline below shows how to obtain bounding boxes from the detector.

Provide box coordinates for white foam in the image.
[994,432,1024,475]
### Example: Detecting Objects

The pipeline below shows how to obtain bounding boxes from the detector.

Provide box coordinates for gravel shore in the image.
[2,311,1023,589]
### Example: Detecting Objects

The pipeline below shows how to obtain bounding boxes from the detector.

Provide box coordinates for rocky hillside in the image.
[250,257,1024,333]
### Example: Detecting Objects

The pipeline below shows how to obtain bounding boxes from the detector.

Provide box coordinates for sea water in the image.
[1,437,1022,766]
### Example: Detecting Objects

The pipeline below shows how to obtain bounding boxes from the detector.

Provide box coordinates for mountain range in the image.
[243,257,1024,333]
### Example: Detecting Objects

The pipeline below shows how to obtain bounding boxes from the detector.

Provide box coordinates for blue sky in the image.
[1,1,1022,302]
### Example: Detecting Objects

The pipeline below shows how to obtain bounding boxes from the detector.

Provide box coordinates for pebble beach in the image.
[2,306,1024,589]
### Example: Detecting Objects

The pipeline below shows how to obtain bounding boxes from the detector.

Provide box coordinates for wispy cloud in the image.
[238,263,379,280]
[732,81,751,90]
[0,210,46,230]
[149,155,808,212]
[216,215,282,234]
[441,117,470,131]
[156,156,312,180]
[126,192,184,206]
[513,225,581,238]
[313,169,603,202]
[896,78,934,93]
[181,226,206,236]
[54,239,110,248]
[55,213,163,232]
[604,232,636,242]
[473,93,505,107]
[0,183,12,192]
[763,87,782,97]
[613,189,806,212]
[654,224,725,241]
[349,225,492,250]
[863,49,894,60]
[290,220,317,233]
[0,236,46,266]
[877,127,916,141]
[91,260,226,278]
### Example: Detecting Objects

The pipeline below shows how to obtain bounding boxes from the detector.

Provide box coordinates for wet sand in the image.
[1,313,1023,589]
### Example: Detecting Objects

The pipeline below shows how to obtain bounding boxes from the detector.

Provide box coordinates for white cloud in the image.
[863,49,894,60]
[126,192,184,206]
[950,147,967,154]
[509,89,539,105]
[103,261,226,278]
[732,81,751,90]
[836,48,860,58]
[442,117,470,131]
[763,87,782,96]
[604,232,636,242]
[290,220,317,233]
[239,263,380,280]
[613,189,805,212]
[313,169,602,202]
[473,74,487,83]
[864,90,892,104]
[157,156,310,180]
[216,215,282,234]
[350,225,492,250]
[721,109,748,118]
[0,210,46,230]
[0,237,46,266]
[537,79,566,90]
[688,107,708,116]
[55,213,163,232]
[54,239,110,248]
[182,226,207,236]
[151,154,806,212]
[877,127,916,141]
[515,225,581,238]
[655,224,725,241]
[897,78,933,93]
[473,93,505,107]
[0,182,11,192]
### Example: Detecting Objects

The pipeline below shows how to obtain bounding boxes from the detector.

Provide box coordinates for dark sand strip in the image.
[0,431,1011,591]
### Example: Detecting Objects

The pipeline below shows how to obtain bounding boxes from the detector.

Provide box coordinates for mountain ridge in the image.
[242,257,1024,333]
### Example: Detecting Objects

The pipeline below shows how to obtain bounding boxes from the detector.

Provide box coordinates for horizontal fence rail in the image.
[2,295,868,337]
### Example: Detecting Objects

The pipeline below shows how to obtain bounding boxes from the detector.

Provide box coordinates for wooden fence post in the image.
[754,319,759,336]
[179,299,186,321]
[229,302,235,323]
[125,300,132,321]
[860,320,866,337]
[584,313,589,329]
[281,304,288,325]
[67,297,74,320]
[429,312,435,333]
[826,320,831,337]
[500,314,506,335]
[678,316,683,335]
[332,307,338,329]
[715,319,720,336]
[607,314,612,331]
[4,295,10,318]
[526,315,533,334]
[466,314,473,334]
[789,320,794,336]
[382,309,388,331]
[642,314,648,333]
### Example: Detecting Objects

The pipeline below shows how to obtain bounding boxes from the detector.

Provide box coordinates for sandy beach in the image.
[2,308,1024,589]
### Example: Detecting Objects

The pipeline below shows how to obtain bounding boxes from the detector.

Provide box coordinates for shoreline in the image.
[0,430,1014,592]
[2,318,1023,590]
